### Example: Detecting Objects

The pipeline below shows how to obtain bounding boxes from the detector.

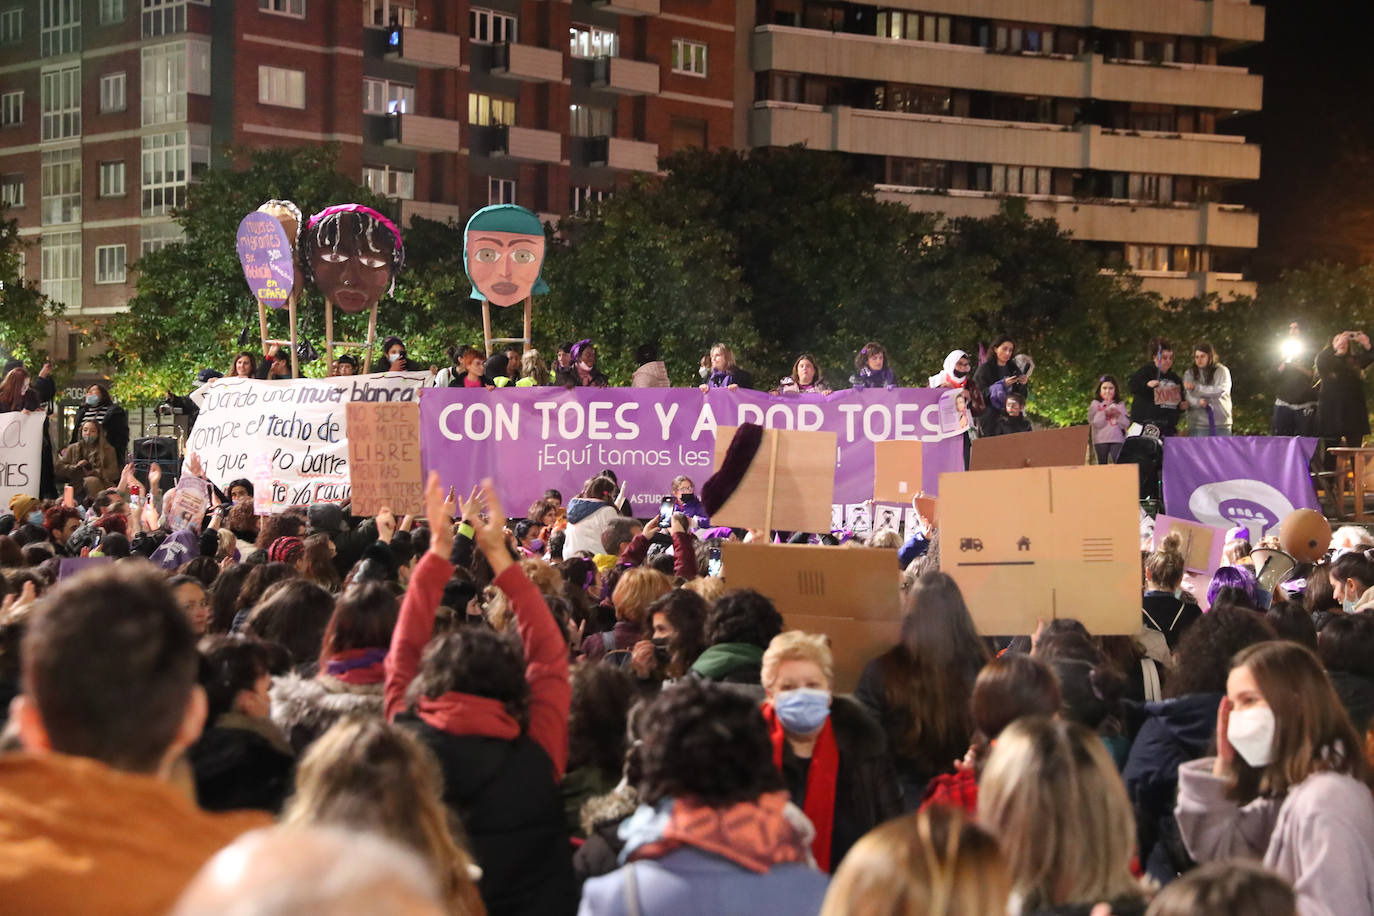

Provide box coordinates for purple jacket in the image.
[1090,399,1129,445]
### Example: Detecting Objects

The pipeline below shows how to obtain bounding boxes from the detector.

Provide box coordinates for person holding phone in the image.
[669,476,710,529]
[1316,330,1374,458]
[54,420,119,499]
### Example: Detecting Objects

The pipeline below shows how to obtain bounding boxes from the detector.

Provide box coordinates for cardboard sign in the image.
[873,439,923,503]
[721,542,901,692]
[236,211,294,310]
[167,475,209,533]
[711,426,836,533]
[347,401,424,516]
[940,464,1139,635]
[1152,513,1227,611]
[970,425,1089,471]
[0,411,44,509]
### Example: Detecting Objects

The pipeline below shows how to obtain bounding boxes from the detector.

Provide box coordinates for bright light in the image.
[1281,338,1303,361]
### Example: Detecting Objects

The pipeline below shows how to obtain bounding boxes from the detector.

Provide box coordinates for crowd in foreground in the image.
[1,448,1373,916]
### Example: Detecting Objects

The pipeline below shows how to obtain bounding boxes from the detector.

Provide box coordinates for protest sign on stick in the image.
[0,411,44,509]
[346,402,423,516]
[710,426,836,534]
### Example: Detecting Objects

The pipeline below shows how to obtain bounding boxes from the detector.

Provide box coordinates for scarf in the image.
[621,791,812,874]
[929,350,969,389]
[761,701,839,872]
[323,647,388,685]
[416,691,521,741]
[577,360,595,386]
[707,369,735,388]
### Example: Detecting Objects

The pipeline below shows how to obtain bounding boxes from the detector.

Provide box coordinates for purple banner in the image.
[420,387,964,523]
[1162,436,1319,538]
[236,212,294,309]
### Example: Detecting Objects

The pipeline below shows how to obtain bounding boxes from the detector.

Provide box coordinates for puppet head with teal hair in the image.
[463,204,549,307]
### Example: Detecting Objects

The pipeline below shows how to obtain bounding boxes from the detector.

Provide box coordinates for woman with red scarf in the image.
[760,631,900,873]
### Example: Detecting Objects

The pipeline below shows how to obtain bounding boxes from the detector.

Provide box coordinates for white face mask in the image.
[1227,704,1276,768]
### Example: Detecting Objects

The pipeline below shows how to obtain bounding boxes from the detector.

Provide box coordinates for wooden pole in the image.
[287,294,300,378]
[482,301,493,356]
[364,303,378,373]
[763,429,779,536]
[256,300,269,363]
[325,299,335,370]
[522,296,532,352]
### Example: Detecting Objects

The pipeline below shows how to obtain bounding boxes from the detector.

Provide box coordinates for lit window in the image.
[670,39,706,76]
[258,66,306,108]
[41,229,81,308]
[364,0,414,27]
[488,177,515,205]
[41,63,81,140]
[141,0,186,38]
[362,165,414,200]
[363,78,414,115]
[1,174,24,208]
[569,104,613,138]
[570,185,609,212]
[100,72,126,113]
[468,92,515,127]
[142,128,208,216]
[142,41,213,125]
[258,0,304,16]
[96,245,127,284]
[569,24,617,59]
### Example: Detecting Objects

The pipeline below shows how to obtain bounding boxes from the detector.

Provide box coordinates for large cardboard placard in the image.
[0,411,43,509]
[940,464,1139,635]
[721,542,901,691]
[347,402,424,516]
[711,426,836,534]
[970,425,1089,471]
[1152,513,1227,611]
[873,439,923,503]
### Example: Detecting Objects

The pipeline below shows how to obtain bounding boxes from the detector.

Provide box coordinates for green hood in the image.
[689,642,765,681]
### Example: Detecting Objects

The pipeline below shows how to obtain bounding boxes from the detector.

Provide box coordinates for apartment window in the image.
[468,92,515,127]
[40,0,80,56]
[0,91,21,127]
[570,185,608,212]
[141,44,185,124]
[99,72,126,113]
[569,104,613,138]
[259,0,304,16]
[99,160,125,197]
[95,244,127,284]
[1134,37,1175,64]
[41,147,80,225]
[363,78,414,115]
[569,24,617,59]
[361,165,414,199]
[41,64,81,140]
[874,84,950,116]
[989,164,1051,195]
[41,230,81,309]
[876,11,949,44]
[488,177,515,206]
[142,0,187,37]
[668,116,706,152]
[995,25,1053,54]
[141,220,183,255]
[364,0,415,27]
[100,0,125,23]
[671,39,706,76]
[142,128,208,216]
[1,174,23,208]
[470,7,515,43]
[1125,243,1172,272]
[0,8,21,44]
[258,66,305,108]
[887,158,948,189]
[1129,173,1173,203]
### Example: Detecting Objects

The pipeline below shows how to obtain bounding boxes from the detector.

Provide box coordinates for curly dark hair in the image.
[409,628,530,730]
[1166,605,1276,698]
[256,513,306,551]
[639,679,783,807]
[567,662,635,777]
[647,589,709,678]
[705,589,783,649]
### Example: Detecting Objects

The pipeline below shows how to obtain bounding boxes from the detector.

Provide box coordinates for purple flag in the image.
[420,387,964,518]
[1162,436,1319,539]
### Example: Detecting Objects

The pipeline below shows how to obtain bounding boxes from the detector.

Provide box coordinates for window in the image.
[41,64,81,140]
[569,24,617,58]
[363,78,414,115]
[40,0,80,56]
[887,158,948,189]
[1,174,23,208]
[0,8,21,44]
[1129,173,1173,203]
[362,165,414,200]
[668,116,706,152]
[989,164,1051,195]
[41,147,80,225]
[671,39,706,76]
[994,25,1054,54]
[570,186,608,212]
[1125,243,1172,272]
[100,72,126,113]
[365,0,415,27]
[99,160,125,196]
[469,7,515,43]
[141,43,183,124]
[0,91,21,126]
[41,230,81,308]
[488,177,515,206]
[876,11,949,43]
[142,0,187,37]
[141,128,208,216]
[468,92,515,127]
[569,104,613,138]
[874,84,951,116]
[141,220,183,255]
[259,0,304,16]
[95,245,126,283]
[100,0,125,23]
[258,66,305,108]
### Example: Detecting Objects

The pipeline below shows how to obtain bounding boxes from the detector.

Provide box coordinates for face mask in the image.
[698,365,709,380]
[389,352,404,363]
[27,511,43,526]
[1344,597,1358,615]
[85,394,100,406]
[1227,704,1277,768]
[953,368,968,379]
[773,687,831,734]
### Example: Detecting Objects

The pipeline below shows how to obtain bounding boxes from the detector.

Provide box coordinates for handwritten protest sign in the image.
[346,402,423,516]
[167,475,209,533]
[188,373,428,511]
[236,211,294,310]
[0,411,44,509]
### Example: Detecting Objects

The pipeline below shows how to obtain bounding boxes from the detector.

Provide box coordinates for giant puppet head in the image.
[463,204,549,307]
[257,198,305,296]
[301,204,405,314]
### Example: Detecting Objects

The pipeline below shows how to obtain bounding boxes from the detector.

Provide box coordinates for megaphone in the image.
[1251,547,1298,594]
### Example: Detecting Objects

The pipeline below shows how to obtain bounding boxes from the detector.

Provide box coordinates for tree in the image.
[0,207,64,365]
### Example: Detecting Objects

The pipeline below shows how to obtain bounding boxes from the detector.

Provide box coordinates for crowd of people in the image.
[0,427,1371,916]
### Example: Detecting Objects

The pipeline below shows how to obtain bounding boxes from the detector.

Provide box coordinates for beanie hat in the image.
[268,536,304,564]
[9,494,40,521]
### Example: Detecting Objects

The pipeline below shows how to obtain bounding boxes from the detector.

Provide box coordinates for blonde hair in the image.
[819,807,1010,916]
[710,342,736,370]
[284,718,482,916]
[1146,532,1186,591]
[976,717,1141,911]
[683,575,726,605]
[611,567,672,625]
[761,631,834,691]
[487,558,564,632]
[868,527,902,550]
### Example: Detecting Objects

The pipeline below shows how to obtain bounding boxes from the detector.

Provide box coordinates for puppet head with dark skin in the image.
[301,205,405,314]
[463,204,549,308]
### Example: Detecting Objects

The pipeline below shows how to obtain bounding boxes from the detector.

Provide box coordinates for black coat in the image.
[554,365,609,388]
[1141,592,1202,650]
[972,359,1023,436]
[1330,669,1374,736]
[1127,364,1184,432]
[1316,346,1374,439]
[187,720,295,814]
[402,717,578,916]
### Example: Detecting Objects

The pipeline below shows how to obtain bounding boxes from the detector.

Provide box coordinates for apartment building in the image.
[745,0,1265,299]
[0,0,739,350]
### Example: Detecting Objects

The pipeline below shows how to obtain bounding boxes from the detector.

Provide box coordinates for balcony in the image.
[750,103,1260,181]
[576,136,660,172]
[873,187,1259,249]
[1132,271,1257,301]
[492,42,564,82]
[383,27,462,68]
[751,26,1263,112]
[476,125,562,163]
[385,113,461,153]
[400,200,464,225]
[590,0,658,16]
[590,56,660,95]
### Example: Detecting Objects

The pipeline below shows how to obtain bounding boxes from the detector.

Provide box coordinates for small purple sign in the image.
[236,211,294,310]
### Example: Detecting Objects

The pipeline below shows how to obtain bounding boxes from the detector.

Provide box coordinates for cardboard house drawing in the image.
[464,204,549,356]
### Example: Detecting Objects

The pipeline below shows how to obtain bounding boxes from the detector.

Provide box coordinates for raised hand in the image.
[1214,696,1235,776]
[375,506,396,543]
[471,479,512,575]
[424,472,453,559]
